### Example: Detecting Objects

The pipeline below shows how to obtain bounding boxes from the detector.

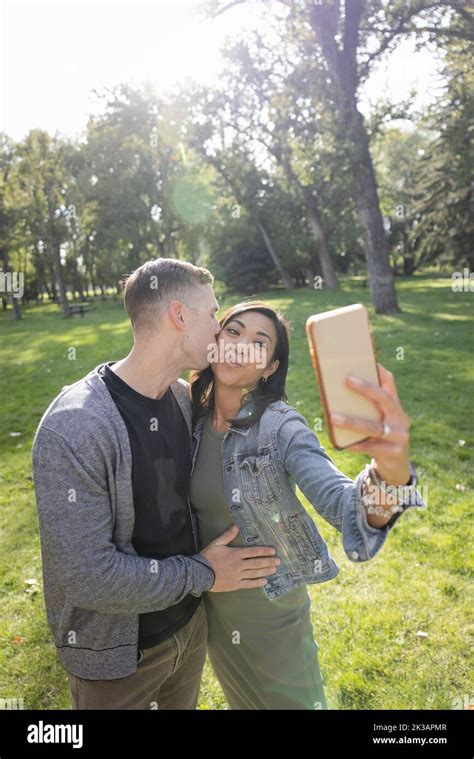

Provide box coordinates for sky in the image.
[0,0,446,143]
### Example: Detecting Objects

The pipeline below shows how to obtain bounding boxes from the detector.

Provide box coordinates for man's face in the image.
[181,283,221,370]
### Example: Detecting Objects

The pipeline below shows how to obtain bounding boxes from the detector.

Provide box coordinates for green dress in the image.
[189,414,328,710]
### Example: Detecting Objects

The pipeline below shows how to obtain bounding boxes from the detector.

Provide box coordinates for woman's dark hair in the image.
[190,301,291,429]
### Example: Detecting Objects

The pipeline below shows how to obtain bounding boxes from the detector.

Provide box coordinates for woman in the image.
[189,302,422,710]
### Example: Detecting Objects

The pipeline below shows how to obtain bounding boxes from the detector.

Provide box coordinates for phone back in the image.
[305,303,381,449]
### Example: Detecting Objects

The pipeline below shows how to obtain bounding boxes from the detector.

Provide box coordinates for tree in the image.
[0,134,22,319]
[184,93,295,289]
[408,37,473,268]
[208,0,472,310]
[212,34,341,288]
[371,126,429,274]
[6,131,73,316]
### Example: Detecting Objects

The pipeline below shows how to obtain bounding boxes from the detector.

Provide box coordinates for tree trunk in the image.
[47,262,58,301]
[42,278,51,300]
[277,151,339,289]
[302,188,340,288]
[309,0,400,313]
[349,109,400,312]
[403,255,415,275]
[254,218,294,290]
[202,151,294,290]
[11,294,22,320]
[53,247,71,317]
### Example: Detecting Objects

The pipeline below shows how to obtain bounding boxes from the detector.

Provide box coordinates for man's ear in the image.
[168,300,187,330]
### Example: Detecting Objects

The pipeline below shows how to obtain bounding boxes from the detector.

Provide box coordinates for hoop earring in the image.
[261,376,268,383]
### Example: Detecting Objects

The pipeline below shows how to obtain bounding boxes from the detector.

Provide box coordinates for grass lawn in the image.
[0,274,472,710]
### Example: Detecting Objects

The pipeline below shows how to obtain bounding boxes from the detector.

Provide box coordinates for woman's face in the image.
[211,311,280,391]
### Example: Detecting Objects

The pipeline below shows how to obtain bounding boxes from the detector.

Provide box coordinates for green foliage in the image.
[408,39,473,268]
[1,0,472,315]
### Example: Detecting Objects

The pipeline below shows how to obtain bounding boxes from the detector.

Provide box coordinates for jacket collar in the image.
[193,395,259,439]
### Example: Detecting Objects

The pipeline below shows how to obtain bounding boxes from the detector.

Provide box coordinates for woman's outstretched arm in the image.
[276,363,425,562]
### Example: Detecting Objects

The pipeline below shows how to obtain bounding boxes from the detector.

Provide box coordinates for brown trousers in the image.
[67,601,207,710]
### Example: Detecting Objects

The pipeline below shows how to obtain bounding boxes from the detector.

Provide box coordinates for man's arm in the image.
[32,426,215,615]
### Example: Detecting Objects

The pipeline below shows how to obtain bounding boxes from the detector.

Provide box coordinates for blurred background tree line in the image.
[0,0,472,319]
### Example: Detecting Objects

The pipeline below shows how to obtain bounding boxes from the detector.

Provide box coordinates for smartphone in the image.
[305,303,382,450]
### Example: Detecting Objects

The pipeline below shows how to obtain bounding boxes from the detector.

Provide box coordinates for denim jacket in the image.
[191,397,425,600]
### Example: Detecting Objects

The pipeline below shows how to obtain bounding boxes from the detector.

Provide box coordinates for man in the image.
[32,258,280,710]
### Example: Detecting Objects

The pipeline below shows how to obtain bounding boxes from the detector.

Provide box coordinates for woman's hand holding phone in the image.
[330,362,411,488]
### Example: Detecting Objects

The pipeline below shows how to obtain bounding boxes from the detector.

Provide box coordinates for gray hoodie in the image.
[31,363,215,680]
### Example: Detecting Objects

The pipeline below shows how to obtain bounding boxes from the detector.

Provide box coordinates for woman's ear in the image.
[265,359,279,379]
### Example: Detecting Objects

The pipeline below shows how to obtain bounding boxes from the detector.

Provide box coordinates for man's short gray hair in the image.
[123,258,213,334]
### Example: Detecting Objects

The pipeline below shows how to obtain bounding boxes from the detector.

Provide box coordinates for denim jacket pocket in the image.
[239,453,283,505]
[282,512,330,575]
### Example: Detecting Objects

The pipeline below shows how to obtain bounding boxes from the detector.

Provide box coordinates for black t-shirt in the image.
[99,361,201,649]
